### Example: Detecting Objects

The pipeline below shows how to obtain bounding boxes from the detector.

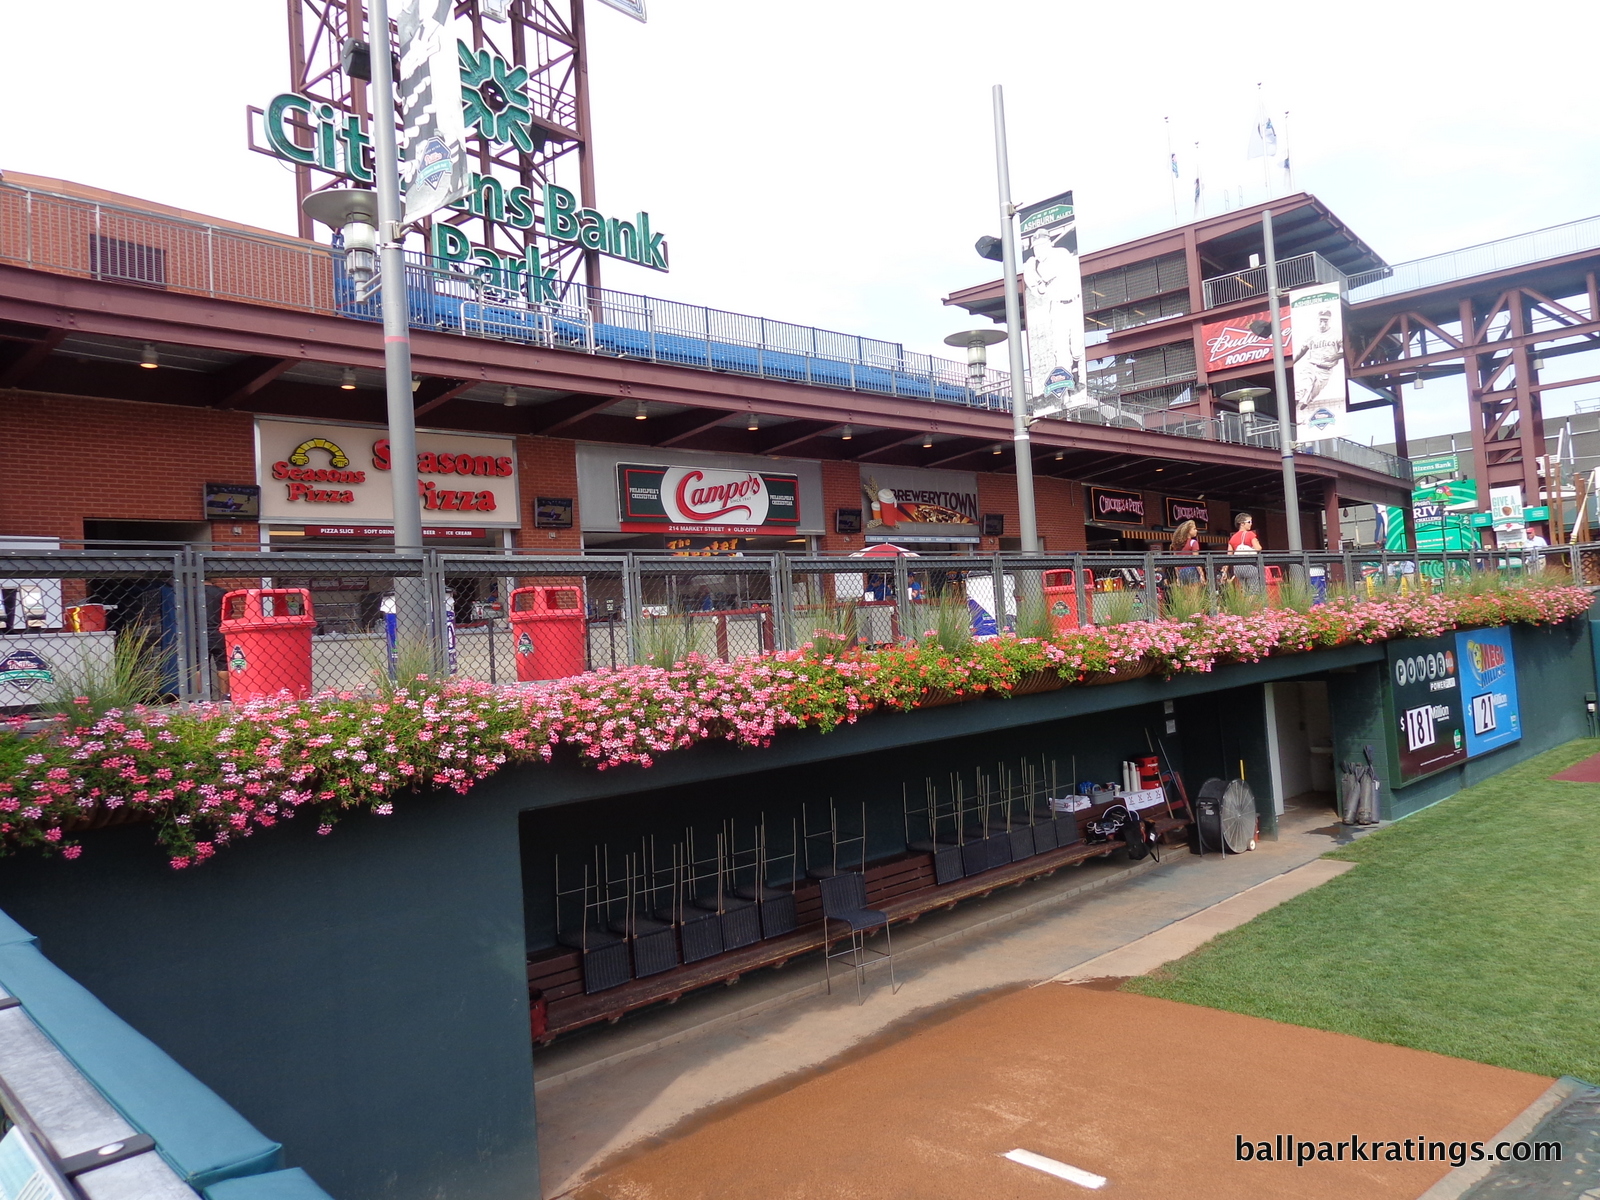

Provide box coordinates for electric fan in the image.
[1219,779,1259,853]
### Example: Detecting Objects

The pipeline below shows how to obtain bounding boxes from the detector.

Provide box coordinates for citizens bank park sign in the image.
[618,464,800,535]
[250,41,668,296]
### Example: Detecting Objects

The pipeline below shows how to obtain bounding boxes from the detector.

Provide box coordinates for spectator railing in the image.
[0,543,1563,708]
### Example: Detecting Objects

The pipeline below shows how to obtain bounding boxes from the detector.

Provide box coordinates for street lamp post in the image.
[991,84,1041,555]
[302,0,432,657]
[1262,209,1303,552]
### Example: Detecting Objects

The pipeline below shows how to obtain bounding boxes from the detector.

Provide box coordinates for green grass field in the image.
[1128,740,1600,1081]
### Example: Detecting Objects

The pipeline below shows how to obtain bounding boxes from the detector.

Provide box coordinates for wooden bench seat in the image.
[531,819,1190,1043]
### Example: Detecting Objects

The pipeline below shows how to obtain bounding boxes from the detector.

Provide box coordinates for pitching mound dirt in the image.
[568,984,1551,1200]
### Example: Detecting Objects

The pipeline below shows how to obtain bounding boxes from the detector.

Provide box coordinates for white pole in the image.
[368,0,431,643]
[1263,208,1303,552]
[993,85,1040,555]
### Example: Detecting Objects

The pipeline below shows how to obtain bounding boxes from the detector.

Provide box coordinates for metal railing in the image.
[1348,212,1600,303]
[0,180,1412,481]
[0,544,1566,709]
[1201,251,1349,309]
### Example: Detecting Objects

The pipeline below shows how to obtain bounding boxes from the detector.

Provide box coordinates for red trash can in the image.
[1264,565,1283,606]
[1042,569,1095,631]
[509,586,587,682]
[219,589,315,702]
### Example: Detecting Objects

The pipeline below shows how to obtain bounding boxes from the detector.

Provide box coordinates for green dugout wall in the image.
[0,612,1591,1199]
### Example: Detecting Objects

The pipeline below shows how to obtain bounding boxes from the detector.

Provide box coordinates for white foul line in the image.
[1002,1148,1108,1189]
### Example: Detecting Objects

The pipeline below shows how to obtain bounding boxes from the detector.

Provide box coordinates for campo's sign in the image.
[1384,635,1467,786]
[618,464,800,535]
[256,419,519,528]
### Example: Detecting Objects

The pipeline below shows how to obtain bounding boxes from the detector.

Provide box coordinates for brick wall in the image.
[974,473,1087,552]
[0,391,255,541]
[513,435,581,552]
[818,461,864,554]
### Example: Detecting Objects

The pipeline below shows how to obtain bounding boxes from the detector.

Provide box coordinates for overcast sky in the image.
[4,0,1597,442]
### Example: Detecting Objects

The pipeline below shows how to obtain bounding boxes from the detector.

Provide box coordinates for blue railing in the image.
[332,253,1410,481]
[337,252,1013,411]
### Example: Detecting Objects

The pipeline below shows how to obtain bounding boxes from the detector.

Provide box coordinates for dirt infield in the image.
[568,985,1551,1200]
[1549,751,1600,782]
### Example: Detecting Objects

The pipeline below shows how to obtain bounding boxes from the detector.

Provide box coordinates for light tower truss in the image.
[283,0,599,289]
[1348,266,1600,511]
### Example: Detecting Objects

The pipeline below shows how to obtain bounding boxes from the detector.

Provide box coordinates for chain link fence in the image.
[0,544,1554,712]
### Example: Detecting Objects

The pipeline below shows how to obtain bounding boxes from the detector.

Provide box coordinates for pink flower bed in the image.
[0,583,1589,867]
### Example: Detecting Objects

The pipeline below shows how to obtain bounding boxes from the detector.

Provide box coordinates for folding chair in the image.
[819,872,899,1003]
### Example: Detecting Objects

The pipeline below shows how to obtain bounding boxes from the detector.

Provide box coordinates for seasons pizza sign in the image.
[618,464,801,534]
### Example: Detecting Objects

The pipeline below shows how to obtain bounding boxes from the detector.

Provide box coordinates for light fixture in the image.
[139,343,159,369]
[502,386,517,407]
[1155,467,1164,472]
[411,376,422,392]
[747,412,759,431]
[1533,354,1546,371]
[634,399,647,420]
[1221,385,1269,413]
[922,431,933,448]
[1054,449,1064,461]
[300,188,380,288]
[943,328,1008,389]
[840,424,853,441]
[1413,374,1424,391]
[992,443,1003,455]
[341,367,357,390]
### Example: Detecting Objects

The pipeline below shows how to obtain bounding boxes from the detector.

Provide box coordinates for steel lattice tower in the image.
[284,0,599,290]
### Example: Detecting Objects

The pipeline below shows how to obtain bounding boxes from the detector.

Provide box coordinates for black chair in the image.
[819,872,898,1003]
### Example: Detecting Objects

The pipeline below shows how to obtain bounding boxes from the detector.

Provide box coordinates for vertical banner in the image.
[397,0,470,224]
[1384,636,1468,786]
[1455,626,1521,758]
[1018,190,1086,418]
[1489,485,1525,543]
[1289,283,1349,443]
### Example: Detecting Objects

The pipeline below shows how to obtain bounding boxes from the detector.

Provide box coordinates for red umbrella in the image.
[849,543,920,558]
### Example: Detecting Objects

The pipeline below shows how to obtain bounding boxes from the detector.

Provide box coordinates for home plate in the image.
[1002,1148,1108,1189]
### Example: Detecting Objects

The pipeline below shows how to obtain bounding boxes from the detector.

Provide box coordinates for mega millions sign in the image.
[617,464,801,535]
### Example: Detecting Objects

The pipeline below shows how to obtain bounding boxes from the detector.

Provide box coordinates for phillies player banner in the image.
[397,0,471,224]
[1289,283,1350,443]
[1199,307,1292,373]
[618,464,800,535]
[1017,189,1087,419]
